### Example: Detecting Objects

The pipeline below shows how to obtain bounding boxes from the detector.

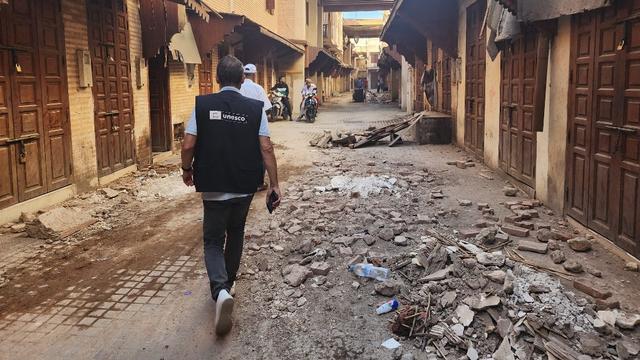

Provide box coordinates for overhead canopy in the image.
[381,0,458,58]
[234,16,305,59]
[189,12,243,57]
[307,47,341,75]
[507,0,611,22]
[170,0,220,21]
[139,0,224,59]
[322,0,394,11]
[343,19,384,38]
[139,0,181,58]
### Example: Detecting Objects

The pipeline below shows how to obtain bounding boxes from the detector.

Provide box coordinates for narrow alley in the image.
[0,96,639,359]
[1,0,640,359]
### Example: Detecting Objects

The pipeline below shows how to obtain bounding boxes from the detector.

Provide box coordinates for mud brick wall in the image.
[127,0,152,166]
[61,0,98,190]
[169,61,198,150]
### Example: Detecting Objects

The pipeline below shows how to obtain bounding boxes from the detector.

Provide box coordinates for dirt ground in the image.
[0,95,638,360]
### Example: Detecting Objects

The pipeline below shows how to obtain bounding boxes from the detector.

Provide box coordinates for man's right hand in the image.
[268,186,282,209]
[182,169,194,186]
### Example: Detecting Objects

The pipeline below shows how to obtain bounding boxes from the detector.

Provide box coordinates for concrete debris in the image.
[579,333,606,357]
[624,262,639,272]
[19,212,36,223]
[493,337,515,360]
[567,237,592,252]
[440,291,457,308]
[26,207,97,239]
[467,347,479,360]
[597,310,618,326]
[563,260,584,273]
[309,262,331,276]
[483,270,506,284]
[10,223,26,233]
[393,236,408,246]
[332,236,356,247]
[476,251,506,267]
[283,264,313,287]
[455,304,475,326]
[375,279,403,297]
[475,227,498,245]
[503,186,518,197]
[472,294,501,310]
[550,250,566,264]
[458,199,472,206]
[100,188,121,199]
[378,228,395,241]
[329,175,395,198]
[615,313,640,330]
[617,340,640,359]
[503,269,515,294]
[419,266,452,282]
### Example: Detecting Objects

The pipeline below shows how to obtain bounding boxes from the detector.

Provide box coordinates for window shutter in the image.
[266,0,275,14]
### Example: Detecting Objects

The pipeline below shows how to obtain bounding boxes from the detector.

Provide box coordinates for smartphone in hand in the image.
[267,190,279,214]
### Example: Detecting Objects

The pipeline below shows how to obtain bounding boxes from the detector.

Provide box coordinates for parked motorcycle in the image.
[268,89,289,122]
[302,93,318,123]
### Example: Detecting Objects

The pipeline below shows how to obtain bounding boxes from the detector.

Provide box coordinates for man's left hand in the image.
[182,169,194,186]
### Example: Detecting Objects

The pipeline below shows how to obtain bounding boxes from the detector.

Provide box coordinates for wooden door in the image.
[149,52,170,152]
[199,51,213,95]
[500,28,539,188]
[0,0,71,210]
[465,0,486,155]
[567,0,640,257]
[87,0,135,176]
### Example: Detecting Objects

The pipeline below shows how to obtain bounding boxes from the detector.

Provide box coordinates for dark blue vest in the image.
[193,90,263,193]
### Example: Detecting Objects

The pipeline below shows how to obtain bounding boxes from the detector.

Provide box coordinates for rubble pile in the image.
[239,155,639,359]
[0,164,181,243]
[309,112,424,149]
[366,91,393,104]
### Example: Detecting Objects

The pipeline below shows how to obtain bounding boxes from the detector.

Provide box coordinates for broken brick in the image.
[309,262,331,276]
[501,224,530,238]
[517,240,548,254]
[515,221,534,230]
[459,228,481,239]
[573,280,612,299]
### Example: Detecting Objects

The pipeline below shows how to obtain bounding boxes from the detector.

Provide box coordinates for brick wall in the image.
[169,61,198,144]
[127,0,152,166]
[61,0,98,190]
[211,47,220,92]
[203,0,278,32]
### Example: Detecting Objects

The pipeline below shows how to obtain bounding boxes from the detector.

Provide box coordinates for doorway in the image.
[149,51,171,153]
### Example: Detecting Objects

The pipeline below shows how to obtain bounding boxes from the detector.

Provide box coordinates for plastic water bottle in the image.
[348,263,390,281]
[376,298,400,315]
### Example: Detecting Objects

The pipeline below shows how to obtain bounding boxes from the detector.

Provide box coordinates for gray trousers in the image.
[202,196,253,300]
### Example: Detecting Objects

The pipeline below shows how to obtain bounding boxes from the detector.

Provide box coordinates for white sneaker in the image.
[215,290,234,335]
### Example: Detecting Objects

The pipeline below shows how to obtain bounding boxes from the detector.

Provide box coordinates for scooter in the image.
[268,89,289,122]
[302,93,318,123]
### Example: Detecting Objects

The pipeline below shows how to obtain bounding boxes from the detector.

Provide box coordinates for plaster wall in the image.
[536,16,571,212]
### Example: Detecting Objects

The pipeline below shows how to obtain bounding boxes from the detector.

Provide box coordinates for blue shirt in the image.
[185,86,270,201]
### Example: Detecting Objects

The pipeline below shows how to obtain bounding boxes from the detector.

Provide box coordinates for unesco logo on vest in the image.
[210,111,248,123]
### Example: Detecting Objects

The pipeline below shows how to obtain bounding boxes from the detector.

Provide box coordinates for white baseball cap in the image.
[243,64,257,74]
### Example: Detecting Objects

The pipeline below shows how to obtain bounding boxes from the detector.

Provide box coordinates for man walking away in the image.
[240,63,272,191]
[181,55,281,336]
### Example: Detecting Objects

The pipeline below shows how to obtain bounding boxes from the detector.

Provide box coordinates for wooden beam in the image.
[533,32,550,132]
